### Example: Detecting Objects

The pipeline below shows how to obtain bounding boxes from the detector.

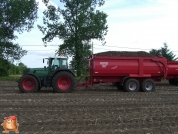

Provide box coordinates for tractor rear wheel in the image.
[52,71,75,93]
[124,78,139,92]
[18,75,39,93]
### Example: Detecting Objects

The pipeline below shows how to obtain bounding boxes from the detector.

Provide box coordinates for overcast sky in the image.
[15,0,178,68]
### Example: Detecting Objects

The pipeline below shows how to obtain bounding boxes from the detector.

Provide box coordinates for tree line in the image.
[0,59,27,76]
[0,0,177,77]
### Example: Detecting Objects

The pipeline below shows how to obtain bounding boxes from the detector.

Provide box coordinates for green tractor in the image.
[18,57,76,93]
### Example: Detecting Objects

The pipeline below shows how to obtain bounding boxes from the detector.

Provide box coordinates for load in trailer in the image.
[17,51,178,93]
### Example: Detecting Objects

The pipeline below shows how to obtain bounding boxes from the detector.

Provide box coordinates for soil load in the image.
[94,51,157,57]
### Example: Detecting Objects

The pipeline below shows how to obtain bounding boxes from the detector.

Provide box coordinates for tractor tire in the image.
[52,71,75,93]
[124,78,139,92]
[140,79,155,92]
[169,79,177,85]
[38,86,41,91]
[18,75,39,93]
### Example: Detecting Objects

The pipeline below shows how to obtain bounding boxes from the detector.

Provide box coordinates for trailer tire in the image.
[141,79,155,92]
[124,78,139,92]
[52,71,75,93]
[18,75,39,93]
[169,79,177,85]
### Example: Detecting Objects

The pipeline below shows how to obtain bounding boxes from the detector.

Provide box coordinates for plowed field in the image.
[0,81,178,134]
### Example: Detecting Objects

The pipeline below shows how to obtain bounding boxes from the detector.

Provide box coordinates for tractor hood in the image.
[23,68,48,76]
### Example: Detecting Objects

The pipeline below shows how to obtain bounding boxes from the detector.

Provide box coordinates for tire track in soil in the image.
[0,81,178,133]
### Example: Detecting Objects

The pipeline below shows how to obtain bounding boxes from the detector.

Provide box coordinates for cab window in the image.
[61,59,67,68]
[52,58,59,66]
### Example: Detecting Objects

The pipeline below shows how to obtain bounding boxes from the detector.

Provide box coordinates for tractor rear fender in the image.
[26,73,42,88]
[52,69,75,78]
[120,76,130,86]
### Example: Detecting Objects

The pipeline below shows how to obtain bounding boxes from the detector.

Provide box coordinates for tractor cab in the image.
[44,57,68,70]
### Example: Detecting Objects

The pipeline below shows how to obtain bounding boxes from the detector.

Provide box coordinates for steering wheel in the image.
[52,65,58,69]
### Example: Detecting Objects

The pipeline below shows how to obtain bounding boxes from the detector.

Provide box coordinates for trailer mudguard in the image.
[120,76,130,86]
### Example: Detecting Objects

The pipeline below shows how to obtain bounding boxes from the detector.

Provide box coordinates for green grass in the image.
[0,75,21,81]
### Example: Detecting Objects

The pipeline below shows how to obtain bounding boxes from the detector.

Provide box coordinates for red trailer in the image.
[76,54,178,92]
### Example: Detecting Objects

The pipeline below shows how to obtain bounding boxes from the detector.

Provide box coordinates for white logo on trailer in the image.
[100,62,108,68]
[111,66,117,69]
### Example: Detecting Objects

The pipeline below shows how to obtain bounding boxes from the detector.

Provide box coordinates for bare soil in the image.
[0,81,178,134]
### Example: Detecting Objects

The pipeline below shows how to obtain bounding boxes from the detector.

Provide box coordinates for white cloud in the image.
[93,0,178,55]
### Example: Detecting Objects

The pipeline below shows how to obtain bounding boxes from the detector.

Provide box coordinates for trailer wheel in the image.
[52,71,75,93]
[18,75,39,93]
[169,79,177,85]
[124,79,139,92]
[141,79,155,92]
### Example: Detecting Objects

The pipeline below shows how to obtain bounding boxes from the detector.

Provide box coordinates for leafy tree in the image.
[0,42,27,63]
[69,43,91,75]
[18,62,28,74]
[149,43,177,61]
[0,0,38,42]
[0,58,10,76]
[8,63,17,75]
[0,0,38,75]
[0,0,38,60]
[38,0,108,76]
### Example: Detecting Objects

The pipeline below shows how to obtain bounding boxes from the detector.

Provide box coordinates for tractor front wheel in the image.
[52,71,75,93]
[18,75,39,93]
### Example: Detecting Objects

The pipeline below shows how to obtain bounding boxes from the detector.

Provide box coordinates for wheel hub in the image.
[145,82,153,91]
[62,81,67,85]
[57,77,71,91]
[129,82,136,91]
[22,78,35,91]
[26,81,32,87]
